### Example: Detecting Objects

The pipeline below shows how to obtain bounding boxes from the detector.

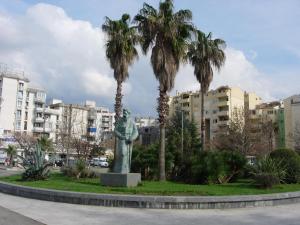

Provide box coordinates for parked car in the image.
[91,157,109,167]
[0,157,6,165]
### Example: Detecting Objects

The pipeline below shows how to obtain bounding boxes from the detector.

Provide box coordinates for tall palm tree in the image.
[134,0,193,181]
[102,14,139,121]
[6,145,17,166]
[187,30,226,151]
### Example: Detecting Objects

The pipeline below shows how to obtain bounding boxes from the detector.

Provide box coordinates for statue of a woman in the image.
[113,109,138,173]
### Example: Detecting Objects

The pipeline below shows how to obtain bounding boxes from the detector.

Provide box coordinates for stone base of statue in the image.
[100,173,141,187]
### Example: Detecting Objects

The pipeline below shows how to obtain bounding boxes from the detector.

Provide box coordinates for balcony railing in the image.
[33,127,51,133]
[35,107,44,112]
[35,117,44,123]
[34,97,46,103]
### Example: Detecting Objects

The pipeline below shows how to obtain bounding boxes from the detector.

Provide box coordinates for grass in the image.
[1,172,300,196]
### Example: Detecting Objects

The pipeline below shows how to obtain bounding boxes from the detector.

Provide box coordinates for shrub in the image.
[190,150,247,184]
[22,144,50,181]
[270,148,300,183]
[61,159,97,179]
[252,156,286,188]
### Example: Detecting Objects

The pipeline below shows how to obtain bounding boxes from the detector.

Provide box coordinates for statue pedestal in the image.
[100,173,141,187]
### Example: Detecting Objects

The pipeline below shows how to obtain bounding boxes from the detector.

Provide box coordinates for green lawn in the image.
[1,172,300,196]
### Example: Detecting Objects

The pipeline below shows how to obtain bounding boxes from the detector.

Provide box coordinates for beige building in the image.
[249,101,285,151]
[169,86,262,141]
[284,95,300,150]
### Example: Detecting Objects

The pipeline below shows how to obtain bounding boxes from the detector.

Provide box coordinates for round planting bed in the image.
[1,181,300,209]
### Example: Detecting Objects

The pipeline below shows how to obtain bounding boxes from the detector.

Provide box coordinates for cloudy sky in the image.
[0,0,299,116]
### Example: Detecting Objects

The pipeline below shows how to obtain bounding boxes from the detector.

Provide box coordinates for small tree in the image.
[6,145,17,166]
[213,107,277,156]
[13,132,37,156]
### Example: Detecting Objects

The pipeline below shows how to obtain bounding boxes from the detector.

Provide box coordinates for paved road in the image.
[0,206,44,225]
[0,193,300,225]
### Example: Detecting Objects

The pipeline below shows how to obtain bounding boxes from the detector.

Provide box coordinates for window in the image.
[17,100,22,108]
[16,110,22,119]
[16,121,21,130]
[24,121,27,130]
[17,91,23,99]
[25,112,28,120]
[18,82,24,90]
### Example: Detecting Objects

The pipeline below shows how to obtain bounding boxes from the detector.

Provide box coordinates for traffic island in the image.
[1,181,300,209]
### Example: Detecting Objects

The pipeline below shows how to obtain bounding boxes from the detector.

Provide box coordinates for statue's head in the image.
[123,109,130,120]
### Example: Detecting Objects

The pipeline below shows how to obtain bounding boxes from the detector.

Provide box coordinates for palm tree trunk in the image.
[200,89,205,151]
[113,80,123,172]
[115,80,123,122]
[157,88,168,181]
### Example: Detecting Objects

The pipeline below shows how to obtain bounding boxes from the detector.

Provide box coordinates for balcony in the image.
[87,127,97,133]
[33,127,51,133]
[35,117,44,123]
[34,97,46,103]
[35,107,44,112]
[33,127,43,133]
[218,120,229,127]
[218,110,229,116]
[218,100,229,107]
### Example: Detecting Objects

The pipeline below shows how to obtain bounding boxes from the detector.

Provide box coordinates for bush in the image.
[270,149,300,183]
[190,150,247,184]
[22,144,50,181]
[252,156,286,188]
[61,159,96,179]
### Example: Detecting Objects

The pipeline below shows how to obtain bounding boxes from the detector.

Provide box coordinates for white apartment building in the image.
[284,95,300,150]
[169,86,262,141]
[135,117,157,128]
[0,70,58,144]
[49,100,115,143]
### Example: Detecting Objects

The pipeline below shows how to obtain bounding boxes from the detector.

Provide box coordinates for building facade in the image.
[284,95,300,150]
[169,86,262,141]
[49,100,115,144]
[0,70,59,143]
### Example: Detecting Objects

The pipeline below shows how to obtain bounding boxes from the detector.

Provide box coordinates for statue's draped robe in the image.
[113,118,138,173]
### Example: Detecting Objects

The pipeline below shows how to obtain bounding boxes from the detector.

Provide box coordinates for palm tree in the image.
[102,14,139,121]
[187,30,226,151]
[6,145,17,166]
[38,136,54,152]
[134,0,194,181]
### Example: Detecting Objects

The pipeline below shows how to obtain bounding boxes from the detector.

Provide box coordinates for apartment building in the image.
[135,117,157,128]
[249,101,285,150]
[169,86,262,141]
[49,100,115,143]
[0,69,58,143]
[284,95,300,150]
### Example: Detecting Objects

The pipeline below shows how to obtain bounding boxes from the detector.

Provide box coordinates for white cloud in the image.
[174,48,275,101]
[0,2,296,116]
[0,3,117,105]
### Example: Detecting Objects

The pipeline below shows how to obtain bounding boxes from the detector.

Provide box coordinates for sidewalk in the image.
[0,206,44,225]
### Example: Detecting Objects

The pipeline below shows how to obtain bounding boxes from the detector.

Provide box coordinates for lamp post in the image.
[181,110,183,156]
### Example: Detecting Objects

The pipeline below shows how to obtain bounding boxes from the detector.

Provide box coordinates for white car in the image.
[91,158,109,167]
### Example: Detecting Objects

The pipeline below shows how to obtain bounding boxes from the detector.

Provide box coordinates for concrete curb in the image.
[1,181,300,209]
